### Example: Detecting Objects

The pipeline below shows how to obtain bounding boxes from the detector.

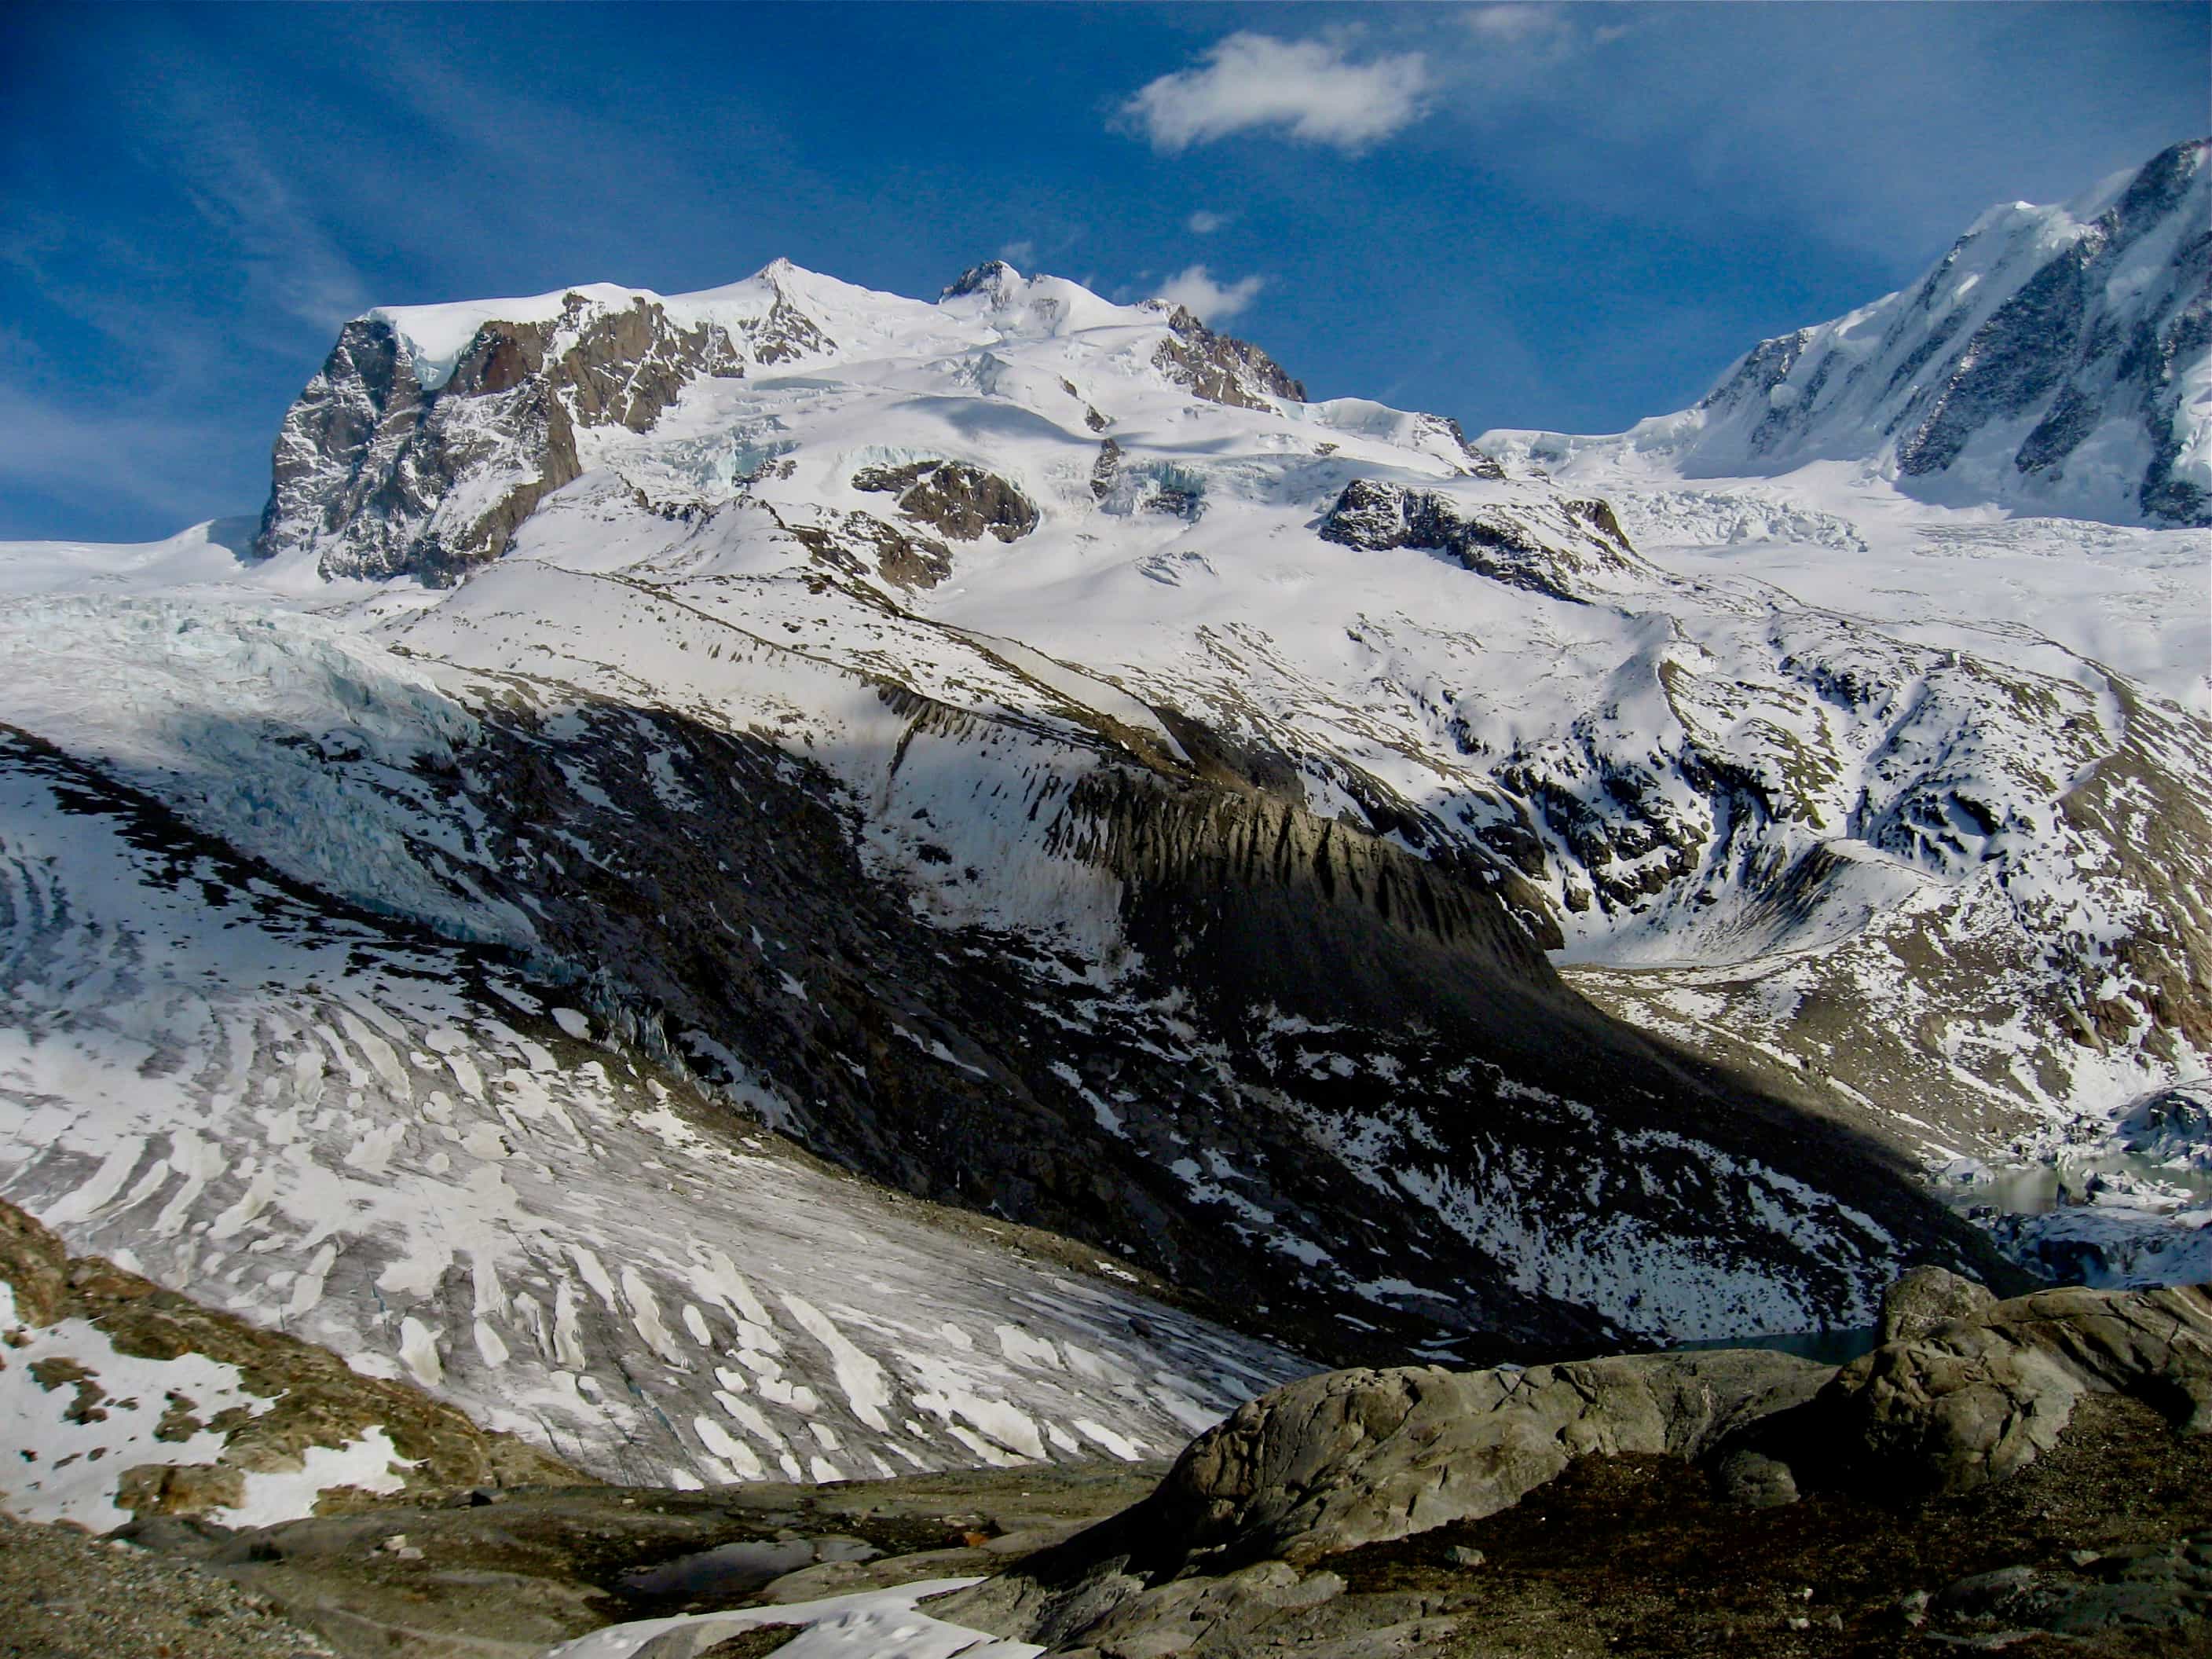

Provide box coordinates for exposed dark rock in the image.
[1317,477,1641,602]
[2138,267,2212,524]
[781,507,955,588]
[1412,412,1508,478]
[1089,437,1122,500]
[1897,242,2092,477]
[255,292,751,584]
[1149,305,1306,411]
[851,460,1038,542]
[741,290,834,365]
[942,258,1020,300]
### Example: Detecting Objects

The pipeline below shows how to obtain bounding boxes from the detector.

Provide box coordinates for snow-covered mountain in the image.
[1498,139,2210,529]
[3,143,2207,1503]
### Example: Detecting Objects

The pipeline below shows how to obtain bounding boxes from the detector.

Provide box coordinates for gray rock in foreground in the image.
[936,1346,1827,1645]
[1811,1280,2212,1495]
[1876,1262,1997,1343]
[940,1277,2212,1652]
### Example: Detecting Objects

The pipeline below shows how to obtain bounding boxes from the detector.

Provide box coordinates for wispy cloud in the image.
[1185,210,1229,235]
[119,35,375,334]
[1454,4,1591,79]
[0,378,258,522]
[173,133,372,332]
[1463,5,1568,45]
[1120,33,1432,154]
[1155,265,1267,322]
[998,239,1038,267]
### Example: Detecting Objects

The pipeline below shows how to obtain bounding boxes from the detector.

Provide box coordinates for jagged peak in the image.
[941,258,1024,301]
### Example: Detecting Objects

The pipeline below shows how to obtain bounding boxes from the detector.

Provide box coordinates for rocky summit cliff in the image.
[2,145,2208,1516]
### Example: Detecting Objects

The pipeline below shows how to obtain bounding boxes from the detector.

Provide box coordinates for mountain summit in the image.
[1504,138,2210,527]
[255,260,1313,585]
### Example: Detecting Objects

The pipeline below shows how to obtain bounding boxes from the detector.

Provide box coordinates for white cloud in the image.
[1185,210,1228,235]
[1121,33,1431,154]
[1155,266,1267,323]
[1463,5,1568,44]
[998,240,1037,267]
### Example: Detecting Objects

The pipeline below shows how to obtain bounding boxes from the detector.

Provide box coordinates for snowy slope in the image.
[1465,145,2212,1269]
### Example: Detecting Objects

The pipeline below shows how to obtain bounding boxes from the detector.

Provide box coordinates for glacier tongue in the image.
[0,731,1304,1493]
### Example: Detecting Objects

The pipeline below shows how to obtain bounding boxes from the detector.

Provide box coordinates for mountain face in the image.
[1515,139,2210,528]
[5,148,2207,1503]
[255,259,1311,587]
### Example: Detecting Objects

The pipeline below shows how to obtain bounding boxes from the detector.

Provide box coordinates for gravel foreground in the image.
[0,1512,331,1659]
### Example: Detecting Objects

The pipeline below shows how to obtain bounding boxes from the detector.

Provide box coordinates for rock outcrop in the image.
[255,291,753,584]
[937,1350,1825,1644]
[1148,304,1307,411]
[780,506,957,588]
[1141,1349,1827,1569]
[851,459,1038,542]
[1877,1262,1998,1342]
[1317,477,1643,601]
[1808,1279,2212,1495]
[941,1276,2212,1654]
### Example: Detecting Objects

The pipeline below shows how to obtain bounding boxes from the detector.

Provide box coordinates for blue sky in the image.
[3,2,2205,544]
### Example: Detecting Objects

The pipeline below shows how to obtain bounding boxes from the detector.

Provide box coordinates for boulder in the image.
[1714,1447,1799,1508]
[1877,1263,1998,1343]
[936,1347,1827,1646]
[1811,1281,2212,1495]
[1148,1349,1827,1569]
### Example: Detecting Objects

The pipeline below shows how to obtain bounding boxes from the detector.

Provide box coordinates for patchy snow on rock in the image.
[0,1287,408,1530]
